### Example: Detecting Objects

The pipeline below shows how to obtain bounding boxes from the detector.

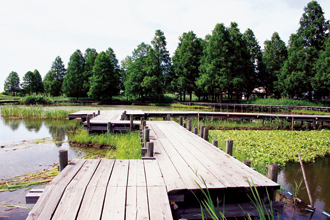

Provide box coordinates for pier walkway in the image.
[28,110,284,219]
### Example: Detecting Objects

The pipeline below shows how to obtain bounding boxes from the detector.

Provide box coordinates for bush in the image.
[20,95,54,105]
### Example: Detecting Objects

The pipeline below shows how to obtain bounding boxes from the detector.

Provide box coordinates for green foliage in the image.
[22,69,43,95]
[88,51,120,100]
[0,105,76,119]
[69,129,141,159]
[263,32,288,97]
[279,1,328,100]
[44,56,66,96]
[20,95,53,105]
[83,48,98,96]
[209,130,330,170]
[241,97,325,107]
[4,71,20,96]
[172,31,203,102]
[62,49,85,99]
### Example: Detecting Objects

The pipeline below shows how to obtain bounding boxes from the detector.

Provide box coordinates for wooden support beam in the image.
[226,139,233,156]
[59,150,68,172]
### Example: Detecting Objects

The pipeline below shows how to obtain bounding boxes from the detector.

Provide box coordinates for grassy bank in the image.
[241,98,325,107]
[0,105,76,119]
[209,130,330,173]
[68,129,141,159]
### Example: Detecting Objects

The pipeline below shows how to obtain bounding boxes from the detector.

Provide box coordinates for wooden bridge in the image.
[28,110,284,219]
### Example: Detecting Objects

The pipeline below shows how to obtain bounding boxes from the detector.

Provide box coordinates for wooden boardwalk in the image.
[30,110,285,219]
[27,159,172,220]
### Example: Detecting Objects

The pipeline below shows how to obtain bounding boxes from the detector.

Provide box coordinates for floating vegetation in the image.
[0,166,59,192]
[209,130,330,170]
[0,105,76,119]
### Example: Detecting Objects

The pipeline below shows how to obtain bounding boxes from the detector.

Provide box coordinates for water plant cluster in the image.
[20,95,54,105]
[68,129,141,160]
[209,130,330,169]
[0,105,76,119]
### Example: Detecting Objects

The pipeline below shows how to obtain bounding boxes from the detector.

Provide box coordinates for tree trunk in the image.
[190,91,192,102]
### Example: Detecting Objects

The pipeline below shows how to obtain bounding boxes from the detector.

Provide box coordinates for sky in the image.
[1,0,330,93]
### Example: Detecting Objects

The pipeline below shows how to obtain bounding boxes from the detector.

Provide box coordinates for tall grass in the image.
[242,98,325,107]
[0,105,76,119]
[195,178,278,220]
[69,129,141,159]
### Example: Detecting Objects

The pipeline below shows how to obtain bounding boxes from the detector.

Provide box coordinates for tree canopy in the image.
[4,71,20,95]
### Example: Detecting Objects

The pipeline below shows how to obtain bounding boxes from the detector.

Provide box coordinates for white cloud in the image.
[0,0,330,92]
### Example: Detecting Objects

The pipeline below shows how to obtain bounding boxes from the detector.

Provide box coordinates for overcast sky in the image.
[1,0,330,93]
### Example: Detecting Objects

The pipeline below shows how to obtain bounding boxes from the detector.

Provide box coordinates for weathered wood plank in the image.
[127,160,146,187]
[126,186,149,220]
[52,160,100,220]
[76,159,115,220]
[147,186,173,220]
[27,159,86,220]
[108,160,129,187]
[102,186,127,220]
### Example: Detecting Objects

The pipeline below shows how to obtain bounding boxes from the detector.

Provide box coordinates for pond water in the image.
[0,105,329,220]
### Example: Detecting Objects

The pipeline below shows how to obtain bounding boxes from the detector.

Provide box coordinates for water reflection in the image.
[23,119,42,132]
[279,156,330,219]
[3,118,21,131]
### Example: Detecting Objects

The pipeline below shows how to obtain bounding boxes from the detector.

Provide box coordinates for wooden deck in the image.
[27,159,172,220]
[29,110,285,219]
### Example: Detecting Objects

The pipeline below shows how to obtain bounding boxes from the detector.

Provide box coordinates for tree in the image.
[198,23,232,102]
[228,22,254,101]
[280,1,328,100]
[244,29,267,92]
[83,49,98,95]
[172,31,203,101]
[22,71,36,94]
[4,71,20,95]
[62,50,85,99]
[145,30,171,100]
[312,24,330,97]
[263,32,288,98]
[106,47,123,91]
[44,56,66,96]
[124,43,150,101]
[33,69,44,94]
[88,51,120,100]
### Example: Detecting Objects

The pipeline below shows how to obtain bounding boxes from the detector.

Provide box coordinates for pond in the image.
[0,105,329,220]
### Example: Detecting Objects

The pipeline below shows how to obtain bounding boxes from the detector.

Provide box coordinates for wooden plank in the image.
[170,123,278,188]
[157,123,225,189]
[108,160,129,187]
[52,160,101,220]
[76,159,115,220]
[126,186,149,220]
[147,186,173,220]
[101,186,127,220]
[148,123,187,193]
[144,160,165,187]
[27,159,86,220]
[127,160,146,187]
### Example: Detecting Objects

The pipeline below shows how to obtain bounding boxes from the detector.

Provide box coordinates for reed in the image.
[0,105,76,119]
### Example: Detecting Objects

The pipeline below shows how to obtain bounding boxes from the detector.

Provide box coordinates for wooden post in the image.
[243,160,251,167]
[298,152,314,208]
[226,139,233,156]
[183,122,186,128]
[167,114,171,121]
[188,120,191,131]
[193,127,198,135]
[292,116,294,131]
[212,140,218,148]
[59,150,68,172]
[107,122,112,134]
[268,163,278,201]
[98,110,100,115]
[130,115,134,131]
[179,116,183,126]
[147,142,154,157]
[93,112,95,118]
[86,115,90,128]
[200,126,204,138]
[268,163,278,182]
[203,127,208,141]
[144,128,150,147]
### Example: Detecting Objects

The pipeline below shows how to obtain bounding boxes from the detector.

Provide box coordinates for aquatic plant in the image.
[0,105,76,119]
[209,130,330,170]
[20,95,54,105]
